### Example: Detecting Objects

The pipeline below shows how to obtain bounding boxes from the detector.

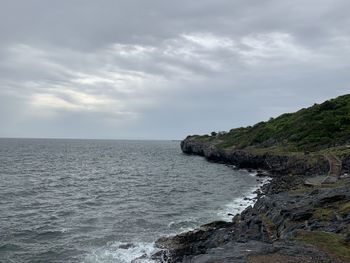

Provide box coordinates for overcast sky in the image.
[0,0,349,140]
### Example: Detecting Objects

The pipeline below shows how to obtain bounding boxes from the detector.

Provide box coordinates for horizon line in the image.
[0,136,182,141]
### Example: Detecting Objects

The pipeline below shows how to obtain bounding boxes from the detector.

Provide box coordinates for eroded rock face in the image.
[183,241,335,263]
[180,137,330,176]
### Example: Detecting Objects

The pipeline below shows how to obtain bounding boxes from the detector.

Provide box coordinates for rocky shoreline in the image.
[151,138,350,263]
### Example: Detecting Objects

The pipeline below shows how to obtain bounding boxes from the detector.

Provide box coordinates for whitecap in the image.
[85,241,159,263]
[217,176,271,220]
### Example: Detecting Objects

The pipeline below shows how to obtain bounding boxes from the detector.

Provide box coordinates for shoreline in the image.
[128,169,269,263]
[151,140,350,262]
[216,171,271,221]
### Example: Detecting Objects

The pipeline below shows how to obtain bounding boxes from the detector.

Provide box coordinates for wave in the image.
[217,176,271,220]
[85,241,159,263]
[85,174,270,263]
[167,217,199,233]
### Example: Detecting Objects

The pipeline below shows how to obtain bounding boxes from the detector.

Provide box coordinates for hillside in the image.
[156,94,350,262]
[188,94,350,153]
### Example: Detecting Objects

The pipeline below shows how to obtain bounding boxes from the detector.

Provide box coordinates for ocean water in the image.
[0,139,264,263]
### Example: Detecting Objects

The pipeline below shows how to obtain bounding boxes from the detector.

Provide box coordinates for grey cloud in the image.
[0,0,349,139]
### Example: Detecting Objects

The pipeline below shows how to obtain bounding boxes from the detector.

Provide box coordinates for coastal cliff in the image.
[152,94,350,263]
[180,137,330,176]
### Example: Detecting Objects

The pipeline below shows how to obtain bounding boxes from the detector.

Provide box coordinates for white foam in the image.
[217,176,271,221]
[167,216,199,234]
[85,241,159,263]
[85,176,271,262]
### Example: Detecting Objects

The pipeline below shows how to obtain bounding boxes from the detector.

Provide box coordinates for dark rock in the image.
[291,211,313,221]
[200,221,233,230]
[344,233,350,244]
[342,155,350,174]
[253,189,261,195]
[240,205,253,220]
[256,170,270,177]
[118,243,135,249]
[317,194,346,205]
[131,254,147,263]
[310,189,320,195]
[180,240,334,263]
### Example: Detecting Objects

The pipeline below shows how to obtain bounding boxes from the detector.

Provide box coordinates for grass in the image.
[339,202,350,215]
[313,207,334,221]
[261,213,277,240]
[288,178,349,195]
[320,145,350,158]
[188,135,211,142]
[295,231,350,261]
[288,186,316,195]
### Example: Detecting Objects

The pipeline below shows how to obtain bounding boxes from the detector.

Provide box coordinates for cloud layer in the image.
[1,0,350,139]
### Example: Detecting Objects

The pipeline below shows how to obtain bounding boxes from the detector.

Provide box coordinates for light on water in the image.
[0,139,263,262]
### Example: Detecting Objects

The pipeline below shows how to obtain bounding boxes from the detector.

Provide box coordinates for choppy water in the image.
[0,139,264,263]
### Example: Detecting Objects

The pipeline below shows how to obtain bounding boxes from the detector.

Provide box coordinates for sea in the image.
[0,139,266,263]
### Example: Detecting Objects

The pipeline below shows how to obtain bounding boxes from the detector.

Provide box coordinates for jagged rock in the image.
[200,221,233,231]
[317,194,346,205]
[256,170,270,177]
[131,254,147,263]
[118,243,135,249]
[291,211,313,221]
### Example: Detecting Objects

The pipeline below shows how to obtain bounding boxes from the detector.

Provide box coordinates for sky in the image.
[0,0,349,140]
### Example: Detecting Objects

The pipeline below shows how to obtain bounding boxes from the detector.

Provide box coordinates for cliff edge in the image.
[151,94,350,263]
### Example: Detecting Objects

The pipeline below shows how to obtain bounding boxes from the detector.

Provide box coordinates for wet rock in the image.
[118,243,135,249]
[131,254,147,263]
[200,221,233,230]
[256,170,270,177]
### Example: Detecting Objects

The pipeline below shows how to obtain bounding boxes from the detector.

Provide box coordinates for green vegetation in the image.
[190,94,350,152]
[289,178,350,195]
[261,213,277,240]
[313,207,335,221]
[339,202,350,215]
[295,231,350,261]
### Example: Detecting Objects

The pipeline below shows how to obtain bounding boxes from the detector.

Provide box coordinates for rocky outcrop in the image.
[154,176,350,262]
[181,137,330,176]
[342,154,350,174]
